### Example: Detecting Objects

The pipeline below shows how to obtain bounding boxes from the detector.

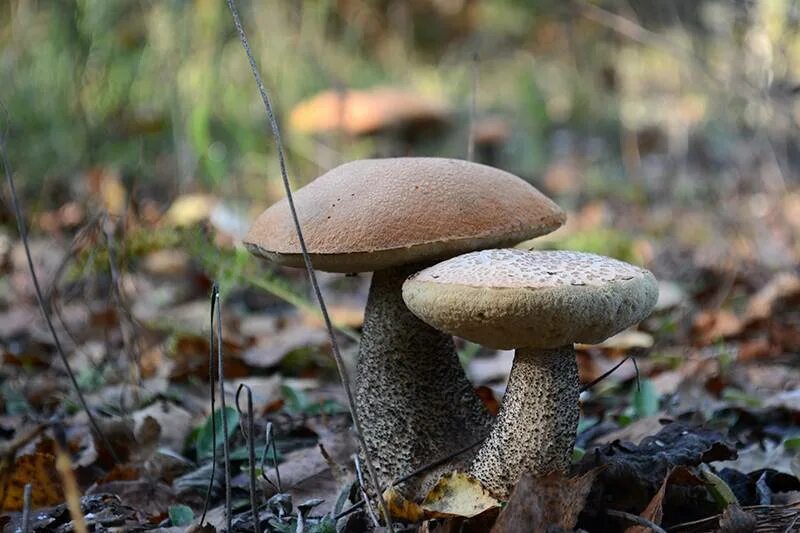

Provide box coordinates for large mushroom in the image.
[402,249,658,498]
[244,158,565,490]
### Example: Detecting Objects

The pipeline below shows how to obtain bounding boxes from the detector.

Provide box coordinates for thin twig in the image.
[607,509,667,533]
[670,500,800,530]
[223,2,393,530]
[391,437,483,487]
[580,356,638,393]
[101,213,144,385]
[215,290,233,532]
[0,101,118,464]
[21,483,32,533]
[467,51,478,162]
[200,284,219,526]
[334,499,366,521]
[260,421,282,493]
[53,424,88,533]
[353,454,381,529]
[236,384,261,533]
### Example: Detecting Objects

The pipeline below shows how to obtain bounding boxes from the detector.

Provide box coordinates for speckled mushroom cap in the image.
[244,158,565,273]
[402,249,658,350]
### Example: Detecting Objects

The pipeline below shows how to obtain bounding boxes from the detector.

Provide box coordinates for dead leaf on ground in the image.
[168,333,248,382]
[718,504,757,532]
[692,310,743,345]
[625,469,675,533]
[242,326,329,369]
[164,194,217,227]
[384,486,426,523]
[491,469,599,533]
[0,453,63,510]
[131,401,193,453]
[258,428,356,516]
[421,472,500,519]
[743,272,800,325]
[578,423,734,524]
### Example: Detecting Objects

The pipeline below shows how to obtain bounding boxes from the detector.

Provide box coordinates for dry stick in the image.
[101,213,145,386]
[0,102,119,464]
[333,500,365,521]
[21,484,32,533]
[579,355,640,393]
[607,509,666,533]
[670,501,800,531]
[236,384,262,533]
[467,51,478,162]
[260,421,282,493]
[53,424,89,533]
[353,454,381,529]
[200,284,219,526]
[391,437,483,487]
[215,290,233,532]
[223,2,394,530]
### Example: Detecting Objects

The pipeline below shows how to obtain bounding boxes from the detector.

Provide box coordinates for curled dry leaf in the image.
[384,486,426,523]
[491,469,599,533]
[383,472,500,523]
[421,472,500,519]
[578,422,735,525]
[692,310,743,346]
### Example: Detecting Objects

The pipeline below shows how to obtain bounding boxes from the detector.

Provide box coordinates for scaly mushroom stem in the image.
[469,346,579,499]
[355,263,493,492]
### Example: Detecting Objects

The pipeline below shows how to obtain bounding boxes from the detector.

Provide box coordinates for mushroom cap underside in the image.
[402,249,658,349]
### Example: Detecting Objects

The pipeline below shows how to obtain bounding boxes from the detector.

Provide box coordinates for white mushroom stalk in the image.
[243,158,566,493]
[403,249,659,498]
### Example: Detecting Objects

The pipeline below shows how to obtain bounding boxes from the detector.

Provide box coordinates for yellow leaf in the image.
[382,486,426,523]
[420,471,500,519]
[100,174,127,216]
[165,194,217,227]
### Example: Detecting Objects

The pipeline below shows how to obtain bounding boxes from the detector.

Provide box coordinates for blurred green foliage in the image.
[2,0,799,209]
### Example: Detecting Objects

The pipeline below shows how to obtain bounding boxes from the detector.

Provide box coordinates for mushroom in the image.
[244,158,565,491]
[288,87,448,138]
[402,249,658,498]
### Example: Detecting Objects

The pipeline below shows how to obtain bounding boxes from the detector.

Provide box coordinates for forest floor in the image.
[1,153,800,532]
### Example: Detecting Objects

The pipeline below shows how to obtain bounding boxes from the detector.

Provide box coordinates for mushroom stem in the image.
[355,263,492,492]
[469,346,579,499]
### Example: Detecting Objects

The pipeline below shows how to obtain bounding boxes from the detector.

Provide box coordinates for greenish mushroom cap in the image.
[402,249,658,350]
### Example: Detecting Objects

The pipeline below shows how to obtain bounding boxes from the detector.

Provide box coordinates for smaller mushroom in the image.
[402,249,658,498]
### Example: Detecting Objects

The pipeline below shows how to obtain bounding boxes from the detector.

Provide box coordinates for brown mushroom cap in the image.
[288,87,448,136]
[244,158,565,273]
[402,249,658,350]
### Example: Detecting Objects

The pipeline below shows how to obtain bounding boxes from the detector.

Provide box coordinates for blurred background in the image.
[2,1,800,525]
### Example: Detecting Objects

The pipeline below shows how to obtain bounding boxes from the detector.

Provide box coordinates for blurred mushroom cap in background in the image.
[289,86,449,136]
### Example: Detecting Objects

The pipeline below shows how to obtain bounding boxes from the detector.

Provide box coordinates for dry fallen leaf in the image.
[744,272,800,325]
[383,486,426,523]
[626,468,669,533]
[0,453,64,510]
[421,472,500,519]
[164,194,217,227]
[491,469,599,533]
[692,309,743,345]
